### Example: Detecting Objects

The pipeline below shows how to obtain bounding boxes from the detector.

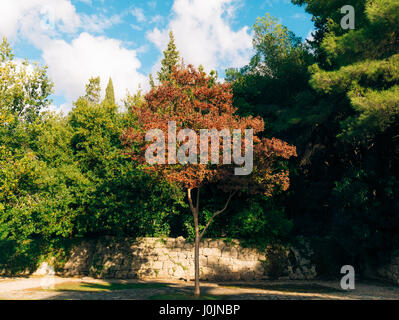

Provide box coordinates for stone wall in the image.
[48,237,317,281]
[376,250,399,285]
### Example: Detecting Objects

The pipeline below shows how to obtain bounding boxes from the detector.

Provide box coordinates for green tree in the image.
[308,0,399,141]
[149,73,155,88]
[68,78,185,236]
[0,37,53,124]
[0,40,85,272]
[104,77,115,106]
[84,76,101,104]
[157,31,180,83]
[225,14,314,140]
[226,4,399,275]
[300,0,399,270]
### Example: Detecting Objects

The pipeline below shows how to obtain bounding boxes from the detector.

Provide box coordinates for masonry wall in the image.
[376,250,399,285]
[57,237,317,281]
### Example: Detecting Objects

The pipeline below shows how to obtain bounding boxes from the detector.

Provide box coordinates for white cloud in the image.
[80,13,123,33]
[13,58,35,74]
[262,0,291,9]
[0,0,80,44]
[46,103,73,115]
[292,13,308,20]
[0,1,146,113]
[41,32,148,106]
[130,24,143,31]
[0,0,121,45]
[150,15,163,24]
[147,0,253,73]
[131,8,146,23]
[306,29,315,42]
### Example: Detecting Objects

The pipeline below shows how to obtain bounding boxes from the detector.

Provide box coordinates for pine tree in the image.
[104,77,115,105]
[157,31,180,83]
[149,73,155,89]
[308,0,399,141]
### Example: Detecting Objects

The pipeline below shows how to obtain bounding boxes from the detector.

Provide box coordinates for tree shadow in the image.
[27,278,399,300]
[36,279,182,300]
[216,282,343,294]
[53,280,169,291]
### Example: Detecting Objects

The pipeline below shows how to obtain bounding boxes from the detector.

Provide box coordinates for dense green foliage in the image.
[1,0,398,277]
[0,39,186,273]
[228,0,399,276]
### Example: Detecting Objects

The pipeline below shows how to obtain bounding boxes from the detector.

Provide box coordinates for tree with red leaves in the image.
[122,65,296,296]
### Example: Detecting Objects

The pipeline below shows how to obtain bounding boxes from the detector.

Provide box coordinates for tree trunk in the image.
[188,188,234,297]
[194,222,200,297]
[188,188,201,297]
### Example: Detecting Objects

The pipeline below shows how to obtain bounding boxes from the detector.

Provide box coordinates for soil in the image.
[1,276,399,300]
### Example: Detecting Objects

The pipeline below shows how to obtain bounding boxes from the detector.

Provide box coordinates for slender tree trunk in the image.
[194,219,200,297]
[187,188,235,297]
[188,188,201,297]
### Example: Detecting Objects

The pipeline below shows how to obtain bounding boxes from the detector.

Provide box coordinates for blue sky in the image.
[0,0,314,113]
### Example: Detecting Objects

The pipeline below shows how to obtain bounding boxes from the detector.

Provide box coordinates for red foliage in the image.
[122,65,296,196]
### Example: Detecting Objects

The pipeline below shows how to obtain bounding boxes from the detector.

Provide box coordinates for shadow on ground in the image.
[1,278,396,300]
[31,279,346,300]
[218,282,343,294]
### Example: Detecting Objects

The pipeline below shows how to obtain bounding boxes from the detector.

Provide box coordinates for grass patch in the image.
[36,281,168,292]
[148,293,221,300]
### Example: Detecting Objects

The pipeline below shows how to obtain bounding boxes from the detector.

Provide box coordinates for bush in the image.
[263,245,288,279]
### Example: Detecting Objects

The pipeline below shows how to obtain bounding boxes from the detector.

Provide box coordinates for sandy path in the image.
[1,277,399,300]
[0,276,83,293]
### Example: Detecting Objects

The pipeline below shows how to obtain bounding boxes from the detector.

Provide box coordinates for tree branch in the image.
[199,190,236,240]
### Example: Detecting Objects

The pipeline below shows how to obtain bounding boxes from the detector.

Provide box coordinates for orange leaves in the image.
[256,137,297,159]
[122,64,297,194]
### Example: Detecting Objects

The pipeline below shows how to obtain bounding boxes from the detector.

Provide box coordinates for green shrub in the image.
[263,245,288,280]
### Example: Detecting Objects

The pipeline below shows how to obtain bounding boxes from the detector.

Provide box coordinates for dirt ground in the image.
[1,276,399,300]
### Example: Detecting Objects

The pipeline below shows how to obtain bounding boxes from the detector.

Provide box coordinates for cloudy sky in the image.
[0,0,314,113]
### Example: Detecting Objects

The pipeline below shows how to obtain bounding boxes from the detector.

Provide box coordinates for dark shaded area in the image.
[52,281,168,292]
[226,1,399,278]
[218,283,342,294]
[23,279,399,300]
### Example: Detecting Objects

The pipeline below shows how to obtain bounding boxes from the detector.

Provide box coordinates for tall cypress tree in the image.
[157,31,180,83]
[104,77,115,105]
